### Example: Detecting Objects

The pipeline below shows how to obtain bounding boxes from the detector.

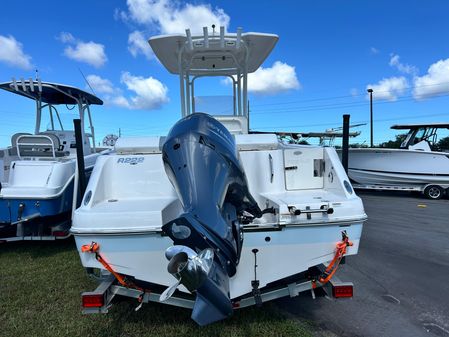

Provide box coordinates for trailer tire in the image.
[423,185,444,200]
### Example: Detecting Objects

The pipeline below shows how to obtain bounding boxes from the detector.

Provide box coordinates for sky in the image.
[1,0,449,147]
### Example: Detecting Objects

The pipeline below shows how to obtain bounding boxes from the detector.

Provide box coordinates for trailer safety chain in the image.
[81,241,150,309]
[312,230,353,289]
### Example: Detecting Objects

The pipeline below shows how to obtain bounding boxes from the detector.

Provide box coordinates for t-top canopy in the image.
[148,30,279,75]
[0,80,103,105]
[391,123,449,130]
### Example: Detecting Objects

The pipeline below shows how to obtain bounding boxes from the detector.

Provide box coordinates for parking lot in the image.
[280,191,449,337]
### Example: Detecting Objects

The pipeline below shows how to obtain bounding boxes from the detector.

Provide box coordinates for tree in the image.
[348,143,369,148]
[379,134,408,148]
[437,136,449,151]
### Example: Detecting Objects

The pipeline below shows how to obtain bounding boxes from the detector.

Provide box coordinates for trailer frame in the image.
[80,265,354,315]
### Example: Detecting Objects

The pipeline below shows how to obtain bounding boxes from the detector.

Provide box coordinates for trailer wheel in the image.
[423,185,444,200]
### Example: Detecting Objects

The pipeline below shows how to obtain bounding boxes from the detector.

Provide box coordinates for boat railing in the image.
[16,134,61,159]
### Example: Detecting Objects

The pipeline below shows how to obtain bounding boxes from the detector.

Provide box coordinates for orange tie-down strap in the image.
[312,230,353,289]
[81,242,148,296]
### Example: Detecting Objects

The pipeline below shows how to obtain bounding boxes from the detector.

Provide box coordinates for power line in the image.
[252,112,449,130]
[250,80,449,108]
[251,92,449,115]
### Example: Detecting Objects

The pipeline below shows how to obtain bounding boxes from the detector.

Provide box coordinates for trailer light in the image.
[53,231,69,237]
[332,284,353,298]
[82,294,105,308]
[232,301,240,308]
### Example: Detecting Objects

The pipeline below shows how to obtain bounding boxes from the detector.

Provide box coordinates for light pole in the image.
[367,88,374,147]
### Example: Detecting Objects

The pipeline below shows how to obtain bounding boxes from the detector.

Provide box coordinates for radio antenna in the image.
[78,67,96,96]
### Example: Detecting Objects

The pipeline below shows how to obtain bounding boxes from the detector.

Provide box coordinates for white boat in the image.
[0,79,109,241]
[72,27,367,325]
[348,123,449,199]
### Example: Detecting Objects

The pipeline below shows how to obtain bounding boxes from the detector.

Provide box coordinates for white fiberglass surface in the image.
[348,148,449,175]
[88,197,174,213]
[74,221,363,298]
[262,189,354,206]
[8,162,54,187]
[74,198,177,232]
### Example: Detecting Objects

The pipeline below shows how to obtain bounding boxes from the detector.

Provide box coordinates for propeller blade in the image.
[159,279,181,302]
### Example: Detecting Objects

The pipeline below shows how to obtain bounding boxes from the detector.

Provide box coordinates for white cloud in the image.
[84,73,169,110]
[123,0,230,35]
[370,47,379,55]
[247,61,300,95]
[0,35,33,70]
[86,75,116,94]
[366,76,408,101]
[128,30,153,60]
[64,42,107,68]
[350,88,359,97]
[113,8,128,22]
[58,32,75,43]
[413,58,449,100]
[389,54,417,75]
[120,72,169,109]
[118,1,230,60]
[59,32,107,68]
[110,95,131,108]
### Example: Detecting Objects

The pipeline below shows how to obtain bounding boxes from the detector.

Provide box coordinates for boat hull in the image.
[0,164,94,239]
[347,148,449,186]
[73,221,363,299]
[0,183,74,223]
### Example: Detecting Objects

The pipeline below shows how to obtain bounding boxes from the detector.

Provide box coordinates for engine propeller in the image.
[160,246,214,302]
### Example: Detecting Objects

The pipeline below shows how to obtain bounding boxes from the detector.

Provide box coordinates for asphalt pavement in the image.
[279,190,449,337]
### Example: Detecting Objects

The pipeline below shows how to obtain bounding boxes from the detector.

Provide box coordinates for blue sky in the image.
[1,0,449,147]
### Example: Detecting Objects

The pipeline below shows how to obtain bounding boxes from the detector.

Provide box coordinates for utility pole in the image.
[367,88,374,147]
[342,114,350,174]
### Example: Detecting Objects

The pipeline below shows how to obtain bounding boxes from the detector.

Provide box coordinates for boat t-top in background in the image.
[72,26,367,325]
[348,123,449,199]
[0,79,109,242]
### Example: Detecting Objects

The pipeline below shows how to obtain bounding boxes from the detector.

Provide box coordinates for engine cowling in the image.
[161,113,261,325]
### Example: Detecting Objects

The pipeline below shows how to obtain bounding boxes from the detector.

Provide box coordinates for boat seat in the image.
[14,134,69,158]
[408,140,431,151]
[11,132,32,146]
[9,133,32,156]
[214,116,249,134]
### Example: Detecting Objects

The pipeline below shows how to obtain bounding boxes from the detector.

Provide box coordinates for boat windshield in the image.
[400,126,449,150]
[194,95,234,116]
[414,128,427,143]
[39,105,78,132]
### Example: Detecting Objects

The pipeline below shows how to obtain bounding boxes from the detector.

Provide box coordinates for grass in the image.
[0,239,313,337]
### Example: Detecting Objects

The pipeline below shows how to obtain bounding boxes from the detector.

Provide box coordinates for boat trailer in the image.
[353,183,449,200]
[80,265,354,314]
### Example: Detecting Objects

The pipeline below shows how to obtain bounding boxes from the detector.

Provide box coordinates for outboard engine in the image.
[160,113,261,325]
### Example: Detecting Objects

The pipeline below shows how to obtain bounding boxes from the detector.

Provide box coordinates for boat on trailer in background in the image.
[72,27,367,325]
[348,123,449,199]
[0,79,109,242]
